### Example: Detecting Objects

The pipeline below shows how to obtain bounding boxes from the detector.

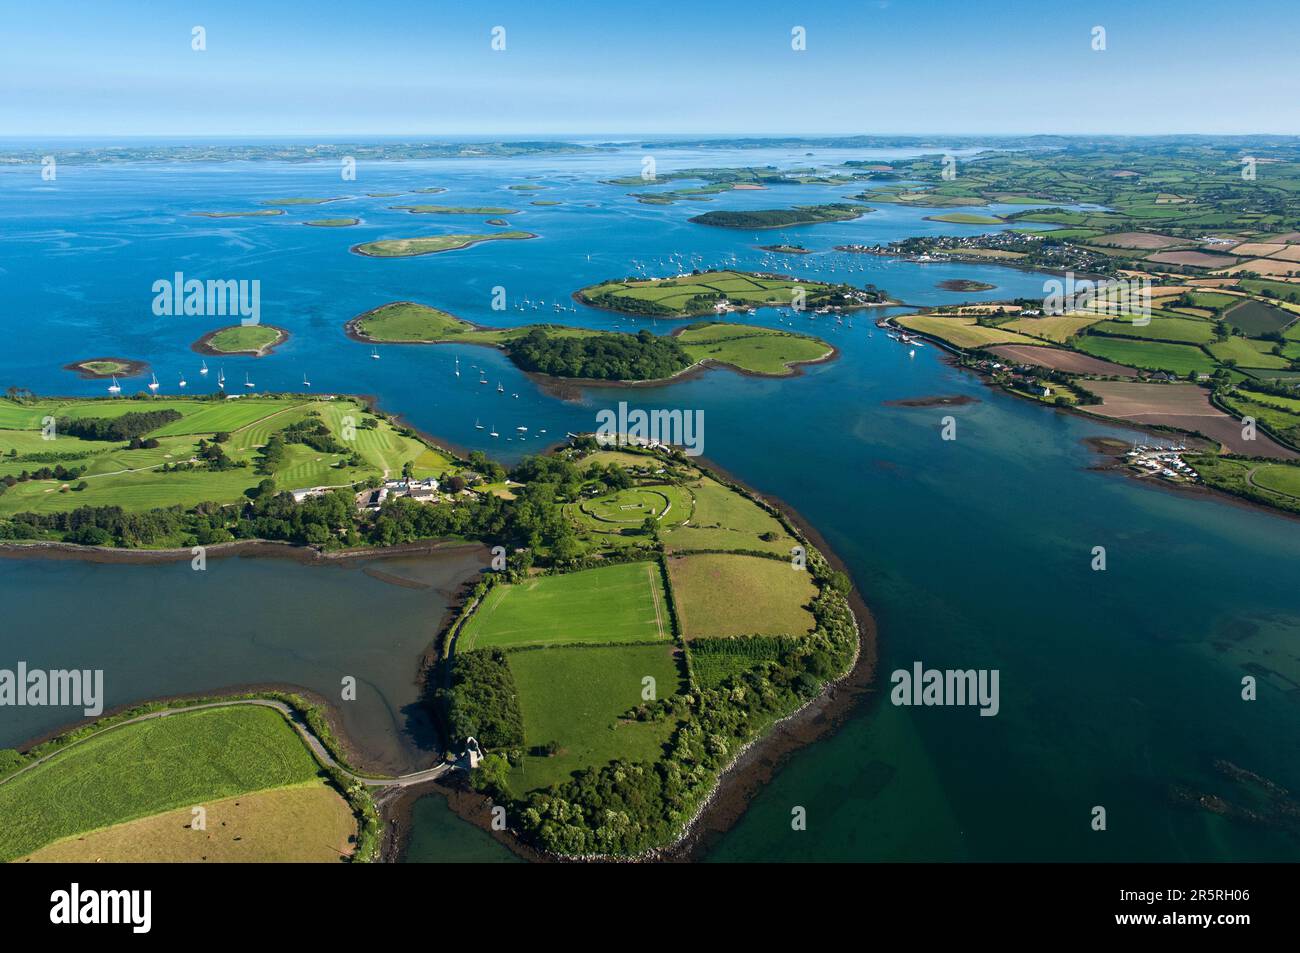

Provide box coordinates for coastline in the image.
[411,451,879,864]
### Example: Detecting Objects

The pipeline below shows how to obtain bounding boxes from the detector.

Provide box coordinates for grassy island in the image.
[350,231,536,257]
[347,301,833,382]
[576,269,889,317]
[260,197,347,206]
[390,205,518,215]
[189,209,285,218]
[193,324,289,357]
[688,204,869,229]
[63,357,149,379]
[304,218,360,227]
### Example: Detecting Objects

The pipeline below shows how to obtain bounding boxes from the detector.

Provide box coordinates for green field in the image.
[926,212,1005,225]
[0,396,451,519]
[351,302,479,341]
[1074,336,1219,375]
[1206,337,1291,369]
[1002,314,1108,342]
[896,314,1037,349]
[0,705,322,862]
[351,231,534,257]
[1090,316,1216,344]
[458,561,671,649]
[577,269,875,318]
[660,476,796,555]
[1222,299,1296,336]
[675,322,832,375]
[506,643,683,793]
[666,552,817,639]
[1190,454,1300,516]
[202,325,284,355]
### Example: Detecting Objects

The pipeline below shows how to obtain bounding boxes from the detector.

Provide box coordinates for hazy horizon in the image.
[4,0,1297,138]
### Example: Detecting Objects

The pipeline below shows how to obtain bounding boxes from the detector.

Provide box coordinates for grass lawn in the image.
[506,643,683,793]
[458,561,671,650]
[0,705,322,862]
[675,323,832,375]
[352,302,477,341]
[666,553,817,639]
[351,231,534,257]
[20,781,355,862]
[660,476,795,556]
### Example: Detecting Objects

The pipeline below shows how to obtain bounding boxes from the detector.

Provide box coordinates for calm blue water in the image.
[1,146,1297,861]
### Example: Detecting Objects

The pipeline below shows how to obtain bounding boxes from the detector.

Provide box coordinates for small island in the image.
[389,205,518,215]
[346,301,835,382]
[189,209,285,218]
[260,197,348,206]
[688,204,870,229]
[507,183,546,191]
[192,324,290,357]
[63,357,150,380]
[937,279,996,292]
[484,218,511,226]
[575,269,890,318]
[758,243,813,254]
[350,231,536,258]
[304,218,360,227]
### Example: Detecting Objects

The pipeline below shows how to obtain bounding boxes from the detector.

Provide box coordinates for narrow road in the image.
[0,698,456,791]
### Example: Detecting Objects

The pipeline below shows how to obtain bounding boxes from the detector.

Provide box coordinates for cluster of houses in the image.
[1124,442,1200,483]
[354,476,442,511]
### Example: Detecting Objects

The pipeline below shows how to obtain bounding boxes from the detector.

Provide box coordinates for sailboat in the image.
[178,372,187,388]
[370,347,380,360]
[199,360,208,376]
[148,373,159,393]
[217,367,226,389]
[474,418,484,430]
[496,382,504,393]
[489,425,499,438]
[454,356,460,377]
[303,372,311,388]
[244,372,254,389]
[107,376,121,395]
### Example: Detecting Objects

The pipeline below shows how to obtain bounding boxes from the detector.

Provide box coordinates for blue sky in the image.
[2,0,1297,137]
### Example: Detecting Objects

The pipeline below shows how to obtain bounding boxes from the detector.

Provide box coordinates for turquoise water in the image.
[1,146,1296,861]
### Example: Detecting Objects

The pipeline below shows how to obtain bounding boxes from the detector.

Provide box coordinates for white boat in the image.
[148,373,159,393]
[370,347,380,360]
[217,368,226,388]
[178,373,187,388]
[454,357,460,377]
[303,373,311,387]
[199,360,208,376]
[489,425,499,438]
[516,426,528,433]
[475,419,484,430]
[244,372,254,389]
[107,376,121,395]
[496,382,504,393]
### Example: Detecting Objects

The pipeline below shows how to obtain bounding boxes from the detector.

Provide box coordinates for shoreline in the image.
[191,324,291,358]
[415,451,879,864]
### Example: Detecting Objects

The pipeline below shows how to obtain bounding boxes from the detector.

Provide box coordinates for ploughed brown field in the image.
[1093,232,1185,250]
[1082,381,1299,459]
[988,344,1139,377]
[1146,250,1242,268]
